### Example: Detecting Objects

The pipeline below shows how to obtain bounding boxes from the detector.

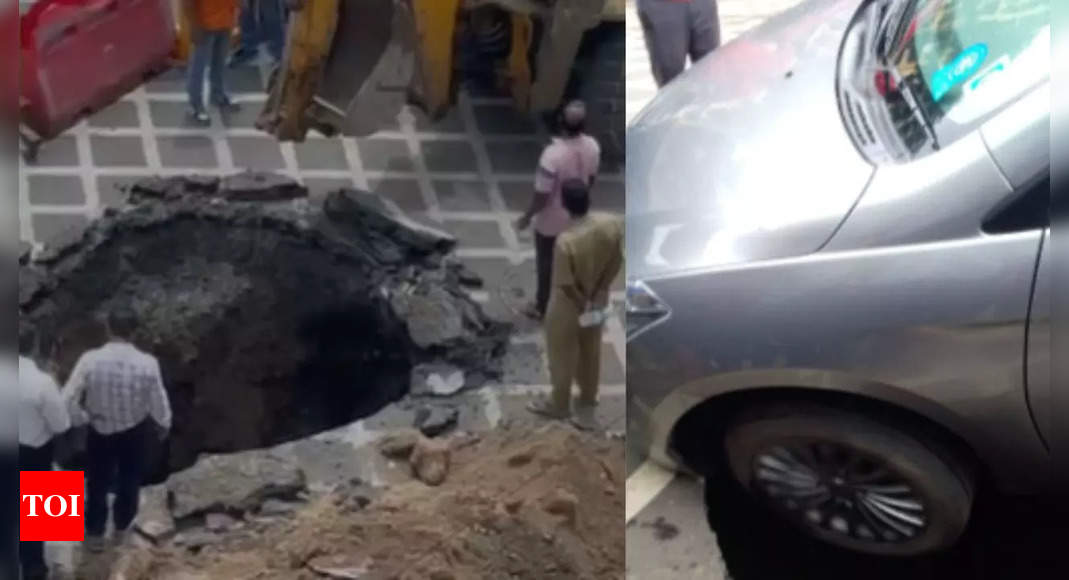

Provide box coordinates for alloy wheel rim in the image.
[752,442,928,544]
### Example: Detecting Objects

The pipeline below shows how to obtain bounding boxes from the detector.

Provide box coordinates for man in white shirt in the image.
[18,331,71,580]
[513,100,601,320]
[65,308,171,552]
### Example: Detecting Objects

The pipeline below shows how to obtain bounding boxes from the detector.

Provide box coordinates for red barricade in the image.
[20,0,175,141]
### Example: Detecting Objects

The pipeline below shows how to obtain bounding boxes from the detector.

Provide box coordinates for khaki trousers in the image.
[544,290,603,413]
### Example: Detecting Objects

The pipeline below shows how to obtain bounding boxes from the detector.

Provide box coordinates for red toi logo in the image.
[20,471,85,541]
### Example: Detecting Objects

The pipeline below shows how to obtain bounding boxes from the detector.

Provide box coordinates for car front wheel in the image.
[721,403,975,556]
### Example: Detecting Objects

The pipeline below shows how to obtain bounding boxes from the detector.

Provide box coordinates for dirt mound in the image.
[123,424,624,580]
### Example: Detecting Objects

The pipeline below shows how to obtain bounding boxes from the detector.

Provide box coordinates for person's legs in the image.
[261,0,286,64]
[208,31,233,106]
[571,325,603,430]
[17,443,53,578]
[534,232,557,318]
[538,294,580,416]
[231,0,262,65]
[85,430,115,541]
[637,0,690,87]
[186,30,213,116]
[111,423,147,535]
[688,0,721,63]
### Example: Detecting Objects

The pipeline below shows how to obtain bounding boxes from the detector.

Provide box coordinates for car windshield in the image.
[845,0,1049,162]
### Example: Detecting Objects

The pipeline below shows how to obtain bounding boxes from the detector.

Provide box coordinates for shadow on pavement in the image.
[705,470,1069,579]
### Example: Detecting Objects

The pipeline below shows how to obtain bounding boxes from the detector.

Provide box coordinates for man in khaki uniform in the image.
[528,180,624,430]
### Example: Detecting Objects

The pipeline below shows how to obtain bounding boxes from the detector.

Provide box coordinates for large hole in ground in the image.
[20,175,508,483]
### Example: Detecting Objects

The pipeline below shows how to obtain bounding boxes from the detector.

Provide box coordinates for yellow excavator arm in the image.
[258,0,612,142]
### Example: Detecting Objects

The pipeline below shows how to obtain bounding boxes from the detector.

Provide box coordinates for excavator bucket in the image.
[260,0,442,141]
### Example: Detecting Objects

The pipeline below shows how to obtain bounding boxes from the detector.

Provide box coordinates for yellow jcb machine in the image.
[252,0,624,141]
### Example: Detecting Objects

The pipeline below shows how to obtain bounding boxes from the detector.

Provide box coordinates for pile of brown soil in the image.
[124,424,624,580]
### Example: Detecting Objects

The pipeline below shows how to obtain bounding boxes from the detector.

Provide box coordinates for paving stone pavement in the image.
[627,0,807,123]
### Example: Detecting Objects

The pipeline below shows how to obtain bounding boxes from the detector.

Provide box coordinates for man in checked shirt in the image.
[65,308,171,552]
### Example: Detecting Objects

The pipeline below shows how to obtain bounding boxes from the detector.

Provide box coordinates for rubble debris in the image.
[173,530,222,550]
[409,362,467,397]
[133,484,176,543]
[204,512,238,533]
[307,555,371,579]
[166,449,306,519]
[259,499,303,517]
[19,172,510,478]
[410,436,451,486]
[376,428,421,460]
[415,405,459,438]
[124,424,624,580]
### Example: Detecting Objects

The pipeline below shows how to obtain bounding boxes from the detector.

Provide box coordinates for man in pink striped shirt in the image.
[513,100,601,320]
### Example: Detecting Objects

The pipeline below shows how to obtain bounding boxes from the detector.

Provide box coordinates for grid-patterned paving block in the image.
[368,178,427,213]
[96,175,139,208]
[31,213,89,246]
[90,136,147,167]
[413,107,467,134]
[302,178,353,201]
[600,343,625,384]
[144,68,187,94]
[357,138,414,171]
[473,104,539,135]
[222,66,265,95]
[28,136,79,167]
[228,137,285,170]
[497,180,533,212]
[440,219,506,249]
[486,139,543,173]
[220,102,263,129]
[294,139,349,170]
[88,100,140,129]
[434,180,491,211]
[501,343,549,385]
[157,136,218,168]
[420,140,478,172]
[27,175,85,206]
[149,100,200,128]
[460,256,516,290]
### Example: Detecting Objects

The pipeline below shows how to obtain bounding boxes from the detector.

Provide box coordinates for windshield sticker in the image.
[929,43,988,101]
[965,54,1009,93]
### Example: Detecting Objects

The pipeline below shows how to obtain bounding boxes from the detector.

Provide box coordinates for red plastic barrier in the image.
[20,0,176,140]
[0,2,17,121]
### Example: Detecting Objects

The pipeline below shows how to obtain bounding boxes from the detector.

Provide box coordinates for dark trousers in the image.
[86,422,148,537]
[535,232,558,317]
[237,0,287,62]
[638,0,721,87]
[17,443,53,578]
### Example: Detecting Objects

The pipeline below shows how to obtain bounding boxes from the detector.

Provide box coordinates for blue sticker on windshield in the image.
[929,43,988,102]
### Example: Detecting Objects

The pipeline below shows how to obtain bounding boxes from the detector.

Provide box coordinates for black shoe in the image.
[213,97,240,114]
[229,49,257,68]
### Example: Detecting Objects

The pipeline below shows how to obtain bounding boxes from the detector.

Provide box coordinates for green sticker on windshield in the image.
[930,43,988,101]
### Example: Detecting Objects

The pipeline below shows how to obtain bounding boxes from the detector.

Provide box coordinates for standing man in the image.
[17,332,70,580]
[514,100,601,320]
[65,308,171,553]
[185,0,241,124]
[528,180,624,431]
[229,0,287,67]
[638,0,721,87]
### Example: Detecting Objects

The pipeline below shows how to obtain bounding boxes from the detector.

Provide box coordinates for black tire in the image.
[721,403,975,556]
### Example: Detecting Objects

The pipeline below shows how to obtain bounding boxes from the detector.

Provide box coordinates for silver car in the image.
[626,0,1052,556]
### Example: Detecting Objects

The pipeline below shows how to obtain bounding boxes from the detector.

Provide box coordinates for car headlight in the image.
[626,279,671,341]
